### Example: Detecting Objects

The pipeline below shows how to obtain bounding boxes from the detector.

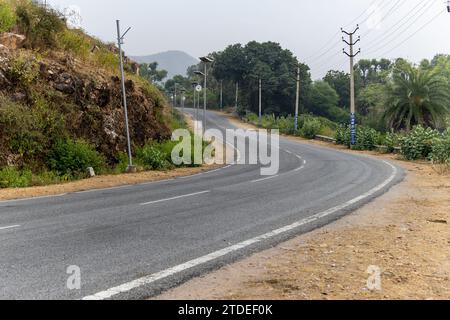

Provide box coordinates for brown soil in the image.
[0,165,221,201]
[156,114,450,301]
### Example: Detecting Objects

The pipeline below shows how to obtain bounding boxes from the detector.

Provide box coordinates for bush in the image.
[47,139,105,177]
[0,2,16,33]
[335,124,380,150]
[429,130,450,167]
[400,126,441,160]
[7,52,39,88]
[136,143,171,170]
[354,127,379,151]
[0,167,32,188]
[300,118,321,139]
[15,1,65,49]
[57,29,90,59]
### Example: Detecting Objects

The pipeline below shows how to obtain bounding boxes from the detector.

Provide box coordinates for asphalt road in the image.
[0,110,404,300]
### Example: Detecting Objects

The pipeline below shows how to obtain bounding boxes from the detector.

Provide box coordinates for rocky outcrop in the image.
[0,33,26,50]
[0,49,171,164]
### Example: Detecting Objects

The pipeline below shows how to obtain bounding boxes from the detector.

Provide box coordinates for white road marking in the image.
[251,175,280,183]
[0,225,20,231]
[83,160,398,301]
[140,191,211,206]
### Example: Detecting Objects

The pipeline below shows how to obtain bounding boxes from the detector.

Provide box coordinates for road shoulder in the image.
[154,113,450,300]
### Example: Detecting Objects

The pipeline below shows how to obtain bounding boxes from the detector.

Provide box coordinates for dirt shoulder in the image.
[156,114,450,300]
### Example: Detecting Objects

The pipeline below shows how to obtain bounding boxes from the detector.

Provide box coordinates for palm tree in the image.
[383,65,449,131]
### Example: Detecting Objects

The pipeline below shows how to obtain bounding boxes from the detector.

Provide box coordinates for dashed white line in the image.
[140,190,211,206]
[83,160,398,300]
[0,225,20,231]
[251,175,280,183]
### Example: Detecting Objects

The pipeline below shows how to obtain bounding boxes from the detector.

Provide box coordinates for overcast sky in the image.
[47,0,449,79]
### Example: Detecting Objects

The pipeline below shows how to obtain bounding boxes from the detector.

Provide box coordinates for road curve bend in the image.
[0,110,404,300]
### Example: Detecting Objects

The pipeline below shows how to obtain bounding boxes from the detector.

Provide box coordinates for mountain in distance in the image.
[130,50,198,79]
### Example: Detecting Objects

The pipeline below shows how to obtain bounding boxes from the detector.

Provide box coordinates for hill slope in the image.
[0,0,173,184]
[130,50,198,79]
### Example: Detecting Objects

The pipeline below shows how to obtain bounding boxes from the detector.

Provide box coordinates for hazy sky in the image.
[47,0,450,79]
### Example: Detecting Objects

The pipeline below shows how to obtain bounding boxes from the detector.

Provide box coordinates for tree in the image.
[383,64,450,131]
[210,41,312,115]
[308,81,348,123]
[139,62,168,84]
[323,70,350,108]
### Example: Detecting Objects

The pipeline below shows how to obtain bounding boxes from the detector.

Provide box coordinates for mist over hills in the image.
[130,50,198,79]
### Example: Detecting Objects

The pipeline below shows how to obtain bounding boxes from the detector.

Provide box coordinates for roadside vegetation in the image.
[0,0,201,189]
[165,40,449,172]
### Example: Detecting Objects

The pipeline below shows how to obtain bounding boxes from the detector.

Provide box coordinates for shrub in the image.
[57,29,90,59]
[93,48,119,69]
[7,52,39,88]
[335,124,380,150]
[400,126,441,160]
[15,1,65,49]
[354,127,379,151]
[48,139,105,177]
[300,118,321,139]
[0,96,65,170]
[136,143,171,170]
[0,167,32,188]
[429,130,450,168]
[384,132,402,153]
[0,2,16,33]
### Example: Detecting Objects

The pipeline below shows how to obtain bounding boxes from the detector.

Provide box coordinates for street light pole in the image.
[116,20,134,172]
[295,65,300,132]
[259,78,262,125]
[203,62,207,134]
[220,80,223,111]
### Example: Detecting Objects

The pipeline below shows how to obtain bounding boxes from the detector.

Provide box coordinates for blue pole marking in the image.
[350,113,356,146]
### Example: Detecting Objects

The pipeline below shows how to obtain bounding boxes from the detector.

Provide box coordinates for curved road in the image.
[0,110,403,300]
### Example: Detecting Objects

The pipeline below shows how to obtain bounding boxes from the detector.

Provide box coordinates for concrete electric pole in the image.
[342,25,361,146]
[294,65,301,132]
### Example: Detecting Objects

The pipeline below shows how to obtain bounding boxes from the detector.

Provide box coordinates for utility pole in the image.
[173,82,177,115]
[295,65,300,132]
[220,80,223,111]
[259,78,262,125]
[342,25,361,147]
[235,82,239,112]
[116,20,135,172]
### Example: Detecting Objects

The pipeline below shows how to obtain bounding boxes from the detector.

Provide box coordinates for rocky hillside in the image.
[0,1,172,174]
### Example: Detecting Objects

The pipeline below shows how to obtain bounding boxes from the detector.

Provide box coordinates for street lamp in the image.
[116,20,135,173]
[197,56,214,134]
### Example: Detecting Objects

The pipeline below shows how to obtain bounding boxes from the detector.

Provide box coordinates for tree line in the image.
[147,41,449,133]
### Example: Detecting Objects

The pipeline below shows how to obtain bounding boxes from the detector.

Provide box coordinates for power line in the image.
[360,0,408,37]
[365,2,440,55]
[377,9,445,58]
[363,0,435,53]
[304,0,385,62]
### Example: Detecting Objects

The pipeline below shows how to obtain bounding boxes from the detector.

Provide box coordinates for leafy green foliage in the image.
[0,167,32,188]
[136,144,170,171]
[15,0,65,49]
[300,118,322,139]
[140,62,168,83]
[400,126,441,160]
[57,29,90,59]
[0,1,16,32]
[384,64,449,131]
[48,139,105,177]
[335,125,380,150]
[7,52,39,88]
